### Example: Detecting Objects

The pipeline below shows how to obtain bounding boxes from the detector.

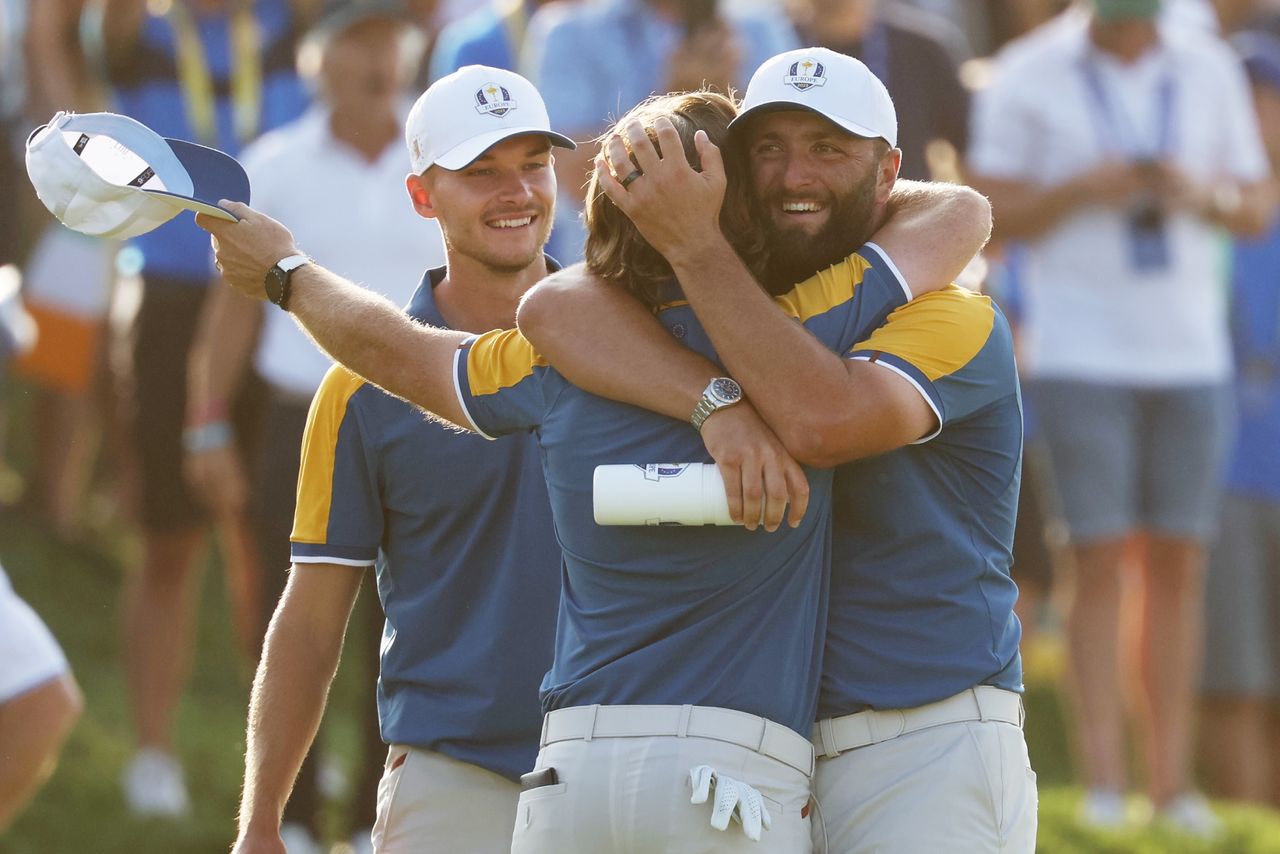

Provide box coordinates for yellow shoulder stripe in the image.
[292,365,366,544]
[853,285,995,381]
[773,252,871,322]
[467,328,547,397]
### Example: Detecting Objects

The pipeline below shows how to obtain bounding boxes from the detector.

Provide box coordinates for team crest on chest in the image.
[475,84,517,117]
[784,58,827,91]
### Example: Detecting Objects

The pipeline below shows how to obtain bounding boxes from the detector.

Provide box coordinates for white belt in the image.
[541,704,815,776]
[812,687,1024,759]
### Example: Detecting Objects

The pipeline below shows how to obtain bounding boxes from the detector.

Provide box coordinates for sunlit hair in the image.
[583,90,767,312]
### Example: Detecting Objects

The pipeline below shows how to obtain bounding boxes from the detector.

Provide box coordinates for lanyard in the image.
[1079,57,1176,158]
[166,0,262,147]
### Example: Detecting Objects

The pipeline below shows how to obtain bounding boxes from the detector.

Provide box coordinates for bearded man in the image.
[519,47,1036,853]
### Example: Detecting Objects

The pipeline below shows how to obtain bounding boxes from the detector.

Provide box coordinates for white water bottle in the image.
[593,463,735,526]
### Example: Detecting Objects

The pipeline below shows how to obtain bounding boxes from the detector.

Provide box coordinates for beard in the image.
[757,167,880,294]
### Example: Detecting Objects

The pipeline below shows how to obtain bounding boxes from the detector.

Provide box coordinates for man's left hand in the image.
[595,117,727,265]
[196,201,302,300]
[700,402,809,532]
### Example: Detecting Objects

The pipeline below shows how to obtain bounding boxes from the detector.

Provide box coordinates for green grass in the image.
[3,498,1280,852]
[0,507,376,854]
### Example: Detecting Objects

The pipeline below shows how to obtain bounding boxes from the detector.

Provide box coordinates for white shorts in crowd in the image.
[0,566,71,704]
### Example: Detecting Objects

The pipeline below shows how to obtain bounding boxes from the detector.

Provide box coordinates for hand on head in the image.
[595,116,727,260]
[196,201,302,299]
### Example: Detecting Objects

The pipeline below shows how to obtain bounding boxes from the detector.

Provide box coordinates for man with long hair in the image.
[519,47,1034,852]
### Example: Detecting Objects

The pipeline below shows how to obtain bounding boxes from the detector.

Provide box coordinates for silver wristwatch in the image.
[690,377,744,432]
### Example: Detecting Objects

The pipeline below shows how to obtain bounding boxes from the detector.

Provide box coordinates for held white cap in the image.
[24,111,250,240]
[729,47,898,148]
[404,65,575,174]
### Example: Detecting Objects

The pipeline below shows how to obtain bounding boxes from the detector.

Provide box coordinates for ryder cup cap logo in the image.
[405,65,574,173]
[784,58,827,91]
[731,48,898,149]
[475,83,517,117]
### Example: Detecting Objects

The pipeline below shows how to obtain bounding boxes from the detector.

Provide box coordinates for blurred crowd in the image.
[0,0,1279,849]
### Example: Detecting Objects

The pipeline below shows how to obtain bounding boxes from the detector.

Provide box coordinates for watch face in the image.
[265,267,285,305]
[711,377,741,403]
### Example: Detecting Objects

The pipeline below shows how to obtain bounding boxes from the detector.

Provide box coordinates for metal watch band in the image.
[690,397,719,431]
[690,378,742,432]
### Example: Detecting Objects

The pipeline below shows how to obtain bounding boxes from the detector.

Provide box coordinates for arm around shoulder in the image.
[793,360,939,469]
[870,180,992,295]
[199,202,473,428]
[516,265,716,420]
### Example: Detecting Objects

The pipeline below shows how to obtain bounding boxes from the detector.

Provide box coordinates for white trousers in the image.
[812,702,1037,853]
[511,705,815,854]
[371,746,520,853]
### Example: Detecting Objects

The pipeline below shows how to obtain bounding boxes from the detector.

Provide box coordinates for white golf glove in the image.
[689,764,773,842]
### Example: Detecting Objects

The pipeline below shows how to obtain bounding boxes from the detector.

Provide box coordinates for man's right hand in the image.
[197,201,302,301]
[700,402,810,532]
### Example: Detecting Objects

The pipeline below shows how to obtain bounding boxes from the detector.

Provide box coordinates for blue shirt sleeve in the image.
[454,329,550,438]
[776,243,914,351]
[291,366,384,565]
[845,286,1018,432]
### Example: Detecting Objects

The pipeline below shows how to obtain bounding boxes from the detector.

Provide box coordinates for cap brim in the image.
[433,128,576,171]
[146,191,239,220]
[728,101,884,142]
[144,138,250,217]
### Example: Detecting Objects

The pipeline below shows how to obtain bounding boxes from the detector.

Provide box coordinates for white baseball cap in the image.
[25,111,250,240]
[405,65,575,174]
[730,48,898,148]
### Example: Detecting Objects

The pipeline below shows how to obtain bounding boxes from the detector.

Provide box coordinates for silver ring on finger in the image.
[620,169,644,190]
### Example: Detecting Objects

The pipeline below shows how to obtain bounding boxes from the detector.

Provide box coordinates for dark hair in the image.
[582,90,767,312]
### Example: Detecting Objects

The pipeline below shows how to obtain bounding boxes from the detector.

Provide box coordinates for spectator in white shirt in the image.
[968,0,1274,835]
